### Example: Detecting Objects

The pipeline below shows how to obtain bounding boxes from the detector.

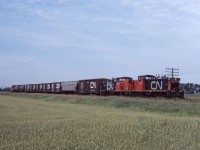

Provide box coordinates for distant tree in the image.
[2,87,10,91]
[181,83,200,94]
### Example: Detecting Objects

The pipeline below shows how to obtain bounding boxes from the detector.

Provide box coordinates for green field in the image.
[1,92,200,150]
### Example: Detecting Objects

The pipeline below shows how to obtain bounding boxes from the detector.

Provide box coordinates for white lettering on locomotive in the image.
[90,82,96,89]
[151,81,163,90]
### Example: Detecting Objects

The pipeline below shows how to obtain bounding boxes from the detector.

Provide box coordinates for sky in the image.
[1,0,200,87]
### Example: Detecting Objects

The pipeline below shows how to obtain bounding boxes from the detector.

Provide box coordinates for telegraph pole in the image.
[165,68,179,78]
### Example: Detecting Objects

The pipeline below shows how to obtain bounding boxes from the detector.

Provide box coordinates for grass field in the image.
[0,92,200,149]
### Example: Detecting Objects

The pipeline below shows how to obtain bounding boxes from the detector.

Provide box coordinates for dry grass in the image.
[0,93,200,149]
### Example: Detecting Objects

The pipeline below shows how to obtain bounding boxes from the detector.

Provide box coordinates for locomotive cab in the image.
[169,78,180,91]
[138,75,156,80]
[134,75,156,91]
[167,77,184,98]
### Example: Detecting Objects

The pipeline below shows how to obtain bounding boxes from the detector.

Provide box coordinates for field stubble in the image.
[0,92,200,150]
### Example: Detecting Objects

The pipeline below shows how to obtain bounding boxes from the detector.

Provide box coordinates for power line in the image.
[165,68,179,78]
[178,65,200,68]
[180,70,200,75]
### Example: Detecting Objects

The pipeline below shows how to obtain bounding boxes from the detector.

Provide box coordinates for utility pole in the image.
[165,68,179,78]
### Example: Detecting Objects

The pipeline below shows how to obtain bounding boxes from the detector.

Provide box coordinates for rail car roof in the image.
[115,77,132,80]
[139,75,156,78]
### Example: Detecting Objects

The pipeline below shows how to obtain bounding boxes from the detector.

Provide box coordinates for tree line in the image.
[0,87,11,91]
[180,83,200,94]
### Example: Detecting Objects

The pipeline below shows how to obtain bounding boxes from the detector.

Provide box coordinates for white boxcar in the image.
[61,81,78,93]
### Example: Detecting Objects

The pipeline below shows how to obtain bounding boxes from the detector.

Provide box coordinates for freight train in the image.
[10,75,184,98]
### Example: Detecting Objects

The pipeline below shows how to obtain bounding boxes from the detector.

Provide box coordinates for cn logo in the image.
[151,81,163,90]
[90,82,97,89]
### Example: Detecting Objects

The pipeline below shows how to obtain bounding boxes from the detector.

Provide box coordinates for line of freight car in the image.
[12,81,78,94]
[114,90,183,98]
[11,79,113,95]
[10,75,184,98]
